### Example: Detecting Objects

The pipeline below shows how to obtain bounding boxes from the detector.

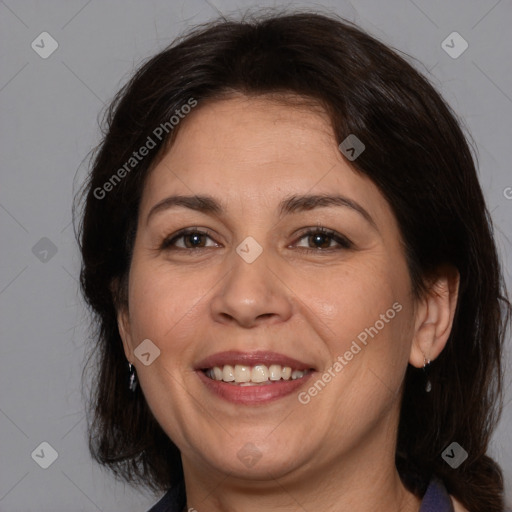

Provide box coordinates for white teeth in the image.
[234,365,251,382]
[269,364,282,381]
[251,365,269,382]
[222,364,235,382]
[281,366,292,380]
[205,364,310,384]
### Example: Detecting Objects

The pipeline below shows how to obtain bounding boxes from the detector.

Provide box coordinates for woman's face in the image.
[119,95,419,482]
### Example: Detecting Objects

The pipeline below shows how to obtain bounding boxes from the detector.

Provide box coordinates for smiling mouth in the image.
[202,363,314,386]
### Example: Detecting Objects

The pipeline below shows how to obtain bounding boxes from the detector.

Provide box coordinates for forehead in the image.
[154,95,337,179]
[139,95,391,226]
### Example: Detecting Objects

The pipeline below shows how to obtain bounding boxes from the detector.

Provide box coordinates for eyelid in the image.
[160,226,353,252]
[291,226,353,250]
[160,227,218,250]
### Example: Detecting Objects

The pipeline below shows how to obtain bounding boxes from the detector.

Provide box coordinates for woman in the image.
[77,11,511,512]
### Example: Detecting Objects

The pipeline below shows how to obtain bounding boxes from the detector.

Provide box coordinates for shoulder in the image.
[450,494,470,512]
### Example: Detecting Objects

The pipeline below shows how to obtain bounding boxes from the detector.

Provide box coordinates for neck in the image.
[181,428,421,512]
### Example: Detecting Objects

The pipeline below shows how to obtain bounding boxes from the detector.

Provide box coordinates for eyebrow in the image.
[146,193,378,230]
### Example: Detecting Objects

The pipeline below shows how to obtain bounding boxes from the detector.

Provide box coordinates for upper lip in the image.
[195,351,316,371]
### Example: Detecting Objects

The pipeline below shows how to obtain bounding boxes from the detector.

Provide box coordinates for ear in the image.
[110,277,134,364]
[117,307,135,364]
[409,265,460,367]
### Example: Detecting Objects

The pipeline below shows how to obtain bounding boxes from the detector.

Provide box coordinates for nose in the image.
[209,248,293,328]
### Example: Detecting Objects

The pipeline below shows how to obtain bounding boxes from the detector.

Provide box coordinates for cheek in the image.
[125,261,204,434]
[127,259,203,342]
[295,256,414,400]
[295,259,405,344]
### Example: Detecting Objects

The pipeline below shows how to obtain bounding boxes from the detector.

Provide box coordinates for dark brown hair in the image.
[76,11,511,511]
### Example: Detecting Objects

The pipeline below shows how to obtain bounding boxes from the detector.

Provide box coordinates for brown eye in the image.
[294,228,352,252]
[161,229,218,250]
[160,226,352,253]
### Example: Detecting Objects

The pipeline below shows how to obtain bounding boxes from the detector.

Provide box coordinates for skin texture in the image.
[117,95,460,512]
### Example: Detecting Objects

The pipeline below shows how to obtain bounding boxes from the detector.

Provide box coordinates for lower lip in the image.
[196,370,315,405]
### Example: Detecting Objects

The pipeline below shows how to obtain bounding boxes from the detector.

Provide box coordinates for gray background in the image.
[1,0,511,510]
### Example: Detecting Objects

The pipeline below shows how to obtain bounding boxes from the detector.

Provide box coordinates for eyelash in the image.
[160,226,353,253]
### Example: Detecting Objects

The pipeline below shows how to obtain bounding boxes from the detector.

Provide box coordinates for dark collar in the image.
[419,477,455,512]
[147,476,455,512]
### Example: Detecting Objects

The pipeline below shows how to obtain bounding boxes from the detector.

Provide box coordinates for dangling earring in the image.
[423,356,432,392]
[128,362,138,392]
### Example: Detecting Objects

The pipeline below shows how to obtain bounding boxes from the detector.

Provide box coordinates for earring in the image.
[423,356,432,392]
[128,362,138,392]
